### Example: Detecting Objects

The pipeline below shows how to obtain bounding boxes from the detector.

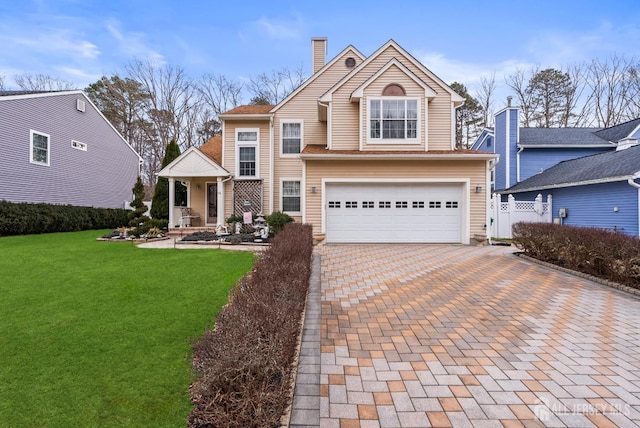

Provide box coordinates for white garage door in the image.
[326,183,463,243]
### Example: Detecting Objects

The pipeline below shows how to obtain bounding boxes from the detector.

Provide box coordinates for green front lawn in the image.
[0,230,254,427]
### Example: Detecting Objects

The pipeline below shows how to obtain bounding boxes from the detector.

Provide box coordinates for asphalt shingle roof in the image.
[593,118,640,142]
[505,144,640,193]
[519,127,612,146]
[0,90,64,97]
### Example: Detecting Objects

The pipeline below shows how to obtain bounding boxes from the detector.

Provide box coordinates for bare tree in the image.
[14,73,77,91]
[248,66,306,105]
[125,59,198,186]
[0,75,5,91]
[584,55,633,127]
[505,67,539,127]
[562,64,592,126]
[197,73,244,116]
[626,63,640,120]
[476,73,496,128]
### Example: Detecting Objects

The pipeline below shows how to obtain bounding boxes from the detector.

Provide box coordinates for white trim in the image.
[366,97,420,145]
[319,39,464,105]
[29,129,50,166]
[235,128,260,179]
[272,45,366,112]
[280,177,302,216]
[269,116,274,214]
[321,177,471,244]
[280,119,304,157]
[327,102,333,149]
[424,98,429,151]
[451,102,456,150]
[301,152,498,161]
[505,108,511,189]
[350,58,437,101]
[359,100,363,151]
[302,162,307,223]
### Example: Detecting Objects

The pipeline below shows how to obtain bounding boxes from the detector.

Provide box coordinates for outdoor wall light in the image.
[614,206,619,212]
[475,186,482,193]
[311,186,317,193]
[195,184,201,190]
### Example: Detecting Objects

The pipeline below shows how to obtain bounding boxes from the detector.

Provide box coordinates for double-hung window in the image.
[369,98,419,142]
[30,130,50,166]
[281,121,302,155]
[236,129,259,178]
[282,180,301,213]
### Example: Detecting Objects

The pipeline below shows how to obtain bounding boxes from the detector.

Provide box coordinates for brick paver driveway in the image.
[290,245,640,428]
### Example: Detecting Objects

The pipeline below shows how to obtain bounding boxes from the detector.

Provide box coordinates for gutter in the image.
[300,153,498,161]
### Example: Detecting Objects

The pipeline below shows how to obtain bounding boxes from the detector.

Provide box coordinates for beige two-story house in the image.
[159,38,497,244]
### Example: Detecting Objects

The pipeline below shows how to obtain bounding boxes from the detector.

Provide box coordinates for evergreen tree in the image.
[129,176,149,226]
[150,140,186,219]
[450,82,483,148]
[526,68,575,127]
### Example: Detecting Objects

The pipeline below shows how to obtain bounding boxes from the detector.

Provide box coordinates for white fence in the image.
[491,194,552,239]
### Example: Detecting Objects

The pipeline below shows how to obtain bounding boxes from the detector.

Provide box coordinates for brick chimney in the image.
[311,37,327,74]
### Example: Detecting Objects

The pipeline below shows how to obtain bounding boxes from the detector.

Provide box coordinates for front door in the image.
[207,183,217,224]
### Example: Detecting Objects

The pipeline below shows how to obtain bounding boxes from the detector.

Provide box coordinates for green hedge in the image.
[0,200,130,236]
[512,222,640,289]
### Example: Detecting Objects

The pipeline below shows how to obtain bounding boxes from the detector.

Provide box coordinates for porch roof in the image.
[158,146,230,180]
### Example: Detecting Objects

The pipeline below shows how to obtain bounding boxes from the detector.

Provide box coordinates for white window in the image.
[72,140,87,151]
[236,129,259,178]
[368,98,419,143]
[30,130,50,166]
[281,121,303,155]
[282,180,301,213]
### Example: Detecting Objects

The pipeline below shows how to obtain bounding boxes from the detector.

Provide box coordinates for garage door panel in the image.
[326,183,463,243]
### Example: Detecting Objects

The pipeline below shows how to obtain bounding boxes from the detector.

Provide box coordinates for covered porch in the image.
[157,146,231,229]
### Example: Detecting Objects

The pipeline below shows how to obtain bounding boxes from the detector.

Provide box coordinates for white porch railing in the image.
[491,194,552,239]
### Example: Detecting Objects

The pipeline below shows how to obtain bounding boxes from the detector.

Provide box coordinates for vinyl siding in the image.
[330,45,454,152]
[508,109,519,186]
[222,119,271,217]
[0,93,139,208]
[272,49,361,214]
[304,159,487,239]
[520,147,612,181]
[361,66,426,151]
[553,182,639,236]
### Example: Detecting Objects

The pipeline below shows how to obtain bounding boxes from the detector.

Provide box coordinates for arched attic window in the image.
[382,83,406,96]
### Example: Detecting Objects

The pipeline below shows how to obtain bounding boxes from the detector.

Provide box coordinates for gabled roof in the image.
[0,90,65,97]
[199,135,222,164]
[0,89,83,101]
[270,44,366,112]
[219,104,274,120]
[158,145,229,179]
[350,58,437,102]
[470,128,495,150]
[519,128,613,147]
[593,118,640,142]
[319,39,464,105]
[504,144,640,193]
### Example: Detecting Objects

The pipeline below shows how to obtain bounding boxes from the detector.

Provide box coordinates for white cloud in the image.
[253,16,303,40]
[105,19,166,65]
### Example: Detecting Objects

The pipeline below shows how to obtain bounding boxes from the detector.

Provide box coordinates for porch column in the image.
[217,176,224,226]
[168,177,175,228]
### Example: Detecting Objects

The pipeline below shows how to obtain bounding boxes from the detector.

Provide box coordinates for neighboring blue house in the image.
[471,99,640,191]
[502,144,640,236]
[0,90,141,209]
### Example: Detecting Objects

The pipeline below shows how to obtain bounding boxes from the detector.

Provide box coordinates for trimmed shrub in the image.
[0,200,129,236]
[266,211,294,236]
[189,222,313,428]
[512,222,640,289]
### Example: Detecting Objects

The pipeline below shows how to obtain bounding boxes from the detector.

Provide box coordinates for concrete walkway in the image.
[289,245,640,427]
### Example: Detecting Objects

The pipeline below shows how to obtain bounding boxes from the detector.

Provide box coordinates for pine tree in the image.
[150,140,185,219]
[129,176,149,226]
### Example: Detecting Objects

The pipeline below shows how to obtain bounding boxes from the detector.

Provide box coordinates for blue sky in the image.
[1,0,639,103]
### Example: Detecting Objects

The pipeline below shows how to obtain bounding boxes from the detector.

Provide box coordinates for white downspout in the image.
[516,146,524,183]
[218,174,234,226]
[627,172,640,237]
